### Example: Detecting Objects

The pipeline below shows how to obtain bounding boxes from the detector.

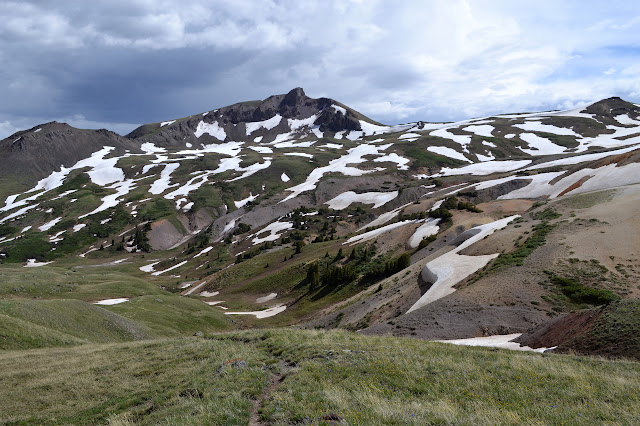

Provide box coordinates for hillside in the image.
[0,91,639,354]
[1,329,639,425]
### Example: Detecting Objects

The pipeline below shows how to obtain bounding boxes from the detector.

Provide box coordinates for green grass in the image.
[404,145,466,168]
[0,263,162,300]
[563,299,640,359]
[0,329,639,424]
[105,295,233,336]
[0,299,153,346]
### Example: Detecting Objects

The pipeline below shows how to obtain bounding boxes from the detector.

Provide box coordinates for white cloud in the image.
[0,0,639,132]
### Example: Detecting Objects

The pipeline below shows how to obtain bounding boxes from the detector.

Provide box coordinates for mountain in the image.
[2,89,640,423]
[0,89,639,357]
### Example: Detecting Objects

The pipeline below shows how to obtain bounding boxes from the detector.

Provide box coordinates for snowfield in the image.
[326,190,399,210]
[435,334,555,353]
[407,216,519,313]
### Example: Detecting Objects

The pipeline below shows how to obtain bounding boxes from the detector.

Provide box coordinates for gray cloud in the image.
[1,0,640,138]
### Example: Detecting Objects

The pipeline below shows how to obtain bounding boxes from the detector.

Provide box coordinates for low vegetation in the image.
[1,329,639,424]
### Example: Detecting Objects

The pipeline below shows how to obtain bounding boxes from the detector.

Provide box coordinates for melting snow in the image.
[194,246,213,258]
[427,146,471,163]
[435,333,554,353]
[38,217,61,232]
[194,120,226,140]
[281,172,290,182]
[615,114,640,125]
[373,153,410,170]
[149,163,180,194]
[225,304,287,319]
[284,152,313,158]
[160,120,176,127]
[256,293,277,303]
[407,215,519,313]
[234,193,258,208]
[514,121,580,136]
[527,144,640,170]
[249,146,273,154]
[439,160,531,176]
[346,220,417,245]
[151,260,188,276]
[288,114,318,130]
[79,179,135,219]
[326,190,399,210]
[251,221,293,245]
[332,105,347,114]
[462,124,494,138]
[407,218,441,249]
[399,132,421,139]
[320,142,343,149]
[94,298,129,305]
[24,259,52,267]
[139,261,161,273]
[431,127,471,149]
[281,143,393,202]
[518,133,567,155]
[245,115,282,135]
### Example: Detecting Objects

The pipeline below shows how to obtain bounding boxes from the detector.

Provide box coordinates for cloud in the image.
[0,0,639,138]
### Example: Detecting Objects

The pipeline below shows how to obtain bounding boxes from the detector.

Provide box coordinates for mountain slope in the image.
[0,90,639,356]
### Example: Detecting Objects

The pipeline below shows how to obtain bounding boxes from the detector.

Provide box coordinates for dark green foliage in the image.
[532,208,561,221]
[417,234,437,250]
[457,201,482,213]
[306,262,320,290]
[334,248,344,261]
[428,208,452,219]
[321,265,357,288]
[0,224,16,238]
[546,272,620,305]
[138,198,174,222]
[294,240,305,254]
[362,253,411,283]
[405,147,465,168]
[442,196,459,210]
[132,224,151,252]
[458,191,478,197]
[234,223,251,235]
[2,234,51,263]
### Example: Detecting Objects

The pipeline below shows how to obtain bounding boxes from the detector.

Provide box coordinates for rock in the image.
[193,331,203,337]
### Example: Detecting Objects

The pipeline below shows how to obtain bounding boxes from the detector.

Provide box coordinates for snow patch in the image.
[38,217,61,232]
[94,298,129,305]
[407,215,519,313]
[435,333,554,353]
[245,115,282,135]
[194,120,226,140]
[225,304,286,319]
[427,146,471,163]
[345,220,416,245]
[326,191,398,210]
[280,172,290,182]
[234,193,258,208]
[24,259,52,267]
[256,293,277,303]
[407,218,441,249]
[151,260,188,276]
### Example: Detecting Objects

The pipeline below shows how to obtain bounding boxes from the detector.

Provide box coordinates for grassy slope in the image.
[0,329,638,425]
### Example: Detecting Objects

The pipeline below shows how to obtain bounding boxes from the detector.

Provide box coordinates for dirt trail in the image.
[249,360,293,426]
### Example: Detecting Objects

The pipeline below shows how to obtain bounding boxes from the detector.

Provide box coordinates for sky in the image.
[1,0,640,139]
